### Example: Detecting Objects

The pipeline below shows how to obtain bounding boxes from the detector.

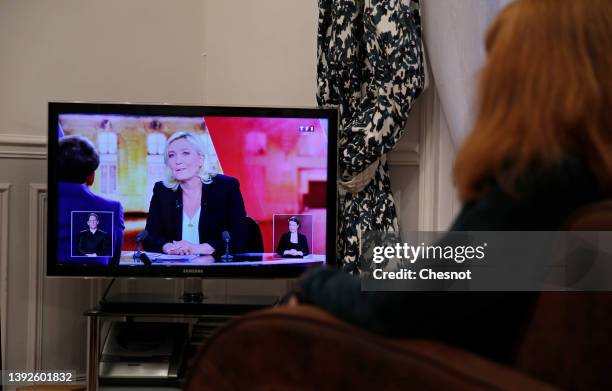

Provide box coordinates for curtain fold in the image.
[317,0,425,269]
[421,0,510,146]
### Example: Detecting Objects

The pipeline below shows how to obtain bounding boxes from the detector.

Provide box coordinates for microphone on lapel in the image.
[176,199,182,209]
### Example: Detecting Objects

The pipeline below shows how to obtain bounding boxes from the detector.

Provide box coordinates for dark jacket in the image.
[297,159,604,364]
[143,175,248,255]
[77,229,110,256]
[276,232,310,257]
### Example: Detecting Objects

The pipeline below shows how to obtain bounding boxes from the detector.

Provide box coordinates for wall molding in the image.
[0,134,47,159]
[0,132,419,164]
[388,144,419,166]
[26,184,47,370]
[0,183,10,369]
[0,132,420,164]
[0,134,47,146]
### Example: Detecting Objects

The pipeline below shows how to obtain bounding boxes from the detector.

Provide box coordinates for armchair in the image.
[185,200,612,390]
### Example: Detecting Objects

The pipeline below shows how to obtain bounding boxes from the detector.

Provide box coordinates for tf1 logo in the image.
[298,125,315,133]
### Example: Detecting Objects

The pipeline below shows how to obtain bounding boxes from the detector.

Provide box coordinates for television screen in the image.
[47,103,337,277]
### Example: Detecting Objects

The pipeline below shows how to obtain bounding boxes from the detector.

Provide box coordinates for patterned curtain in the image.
[317,0,425,270]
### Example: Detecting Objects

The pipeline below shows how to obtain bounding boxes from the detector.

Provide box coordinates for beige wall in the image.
[203,1,318,106]
[0,0,206,137]
[0,0,457,376]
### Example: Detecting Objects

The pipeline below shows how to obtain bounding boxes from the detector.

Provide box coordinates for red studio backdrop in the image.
[206,116,328,254]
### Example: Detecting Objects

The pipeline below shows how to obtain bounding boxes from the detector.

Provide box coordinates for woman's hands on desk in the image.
[283,249,304,256]
[163,241,188,255]
[162,241,215,255]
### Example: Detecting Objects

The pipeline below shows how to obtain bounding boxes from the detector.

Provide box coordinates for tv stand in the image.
[86,294,277,391]
[180,277,207,303]
[98,292,276,313]
[181,292,205,303]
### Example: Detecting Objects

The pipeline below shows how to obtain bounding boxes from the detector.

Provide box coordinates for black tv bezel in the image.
[47,102,338,278]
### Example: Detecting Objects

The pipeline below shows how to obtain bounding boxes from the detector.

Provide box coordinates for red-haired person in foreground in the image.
[291,0,612,364]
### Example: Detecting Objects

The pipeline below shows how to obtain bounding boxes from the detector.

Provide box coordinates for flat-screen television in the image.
[47,102,338,277]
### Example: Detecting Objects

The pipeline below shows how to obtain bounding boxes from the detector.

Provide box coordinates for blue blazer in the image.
[143,175,248,255]
[58,182,124,265]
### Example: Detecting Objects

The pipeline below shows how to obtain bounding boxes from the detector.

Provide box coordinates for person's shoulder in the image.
[152,181,171,192]
[98,229,108,235]
[60,181,88,198]
[79,229,88,234]
[85,187,122,208]
[101,195,122,212]
[151,181,176,198]
[212,174,239,187]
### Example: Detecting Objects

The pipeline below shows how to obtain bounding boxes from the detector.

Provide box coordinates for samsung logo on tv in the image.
[183,269,203,274]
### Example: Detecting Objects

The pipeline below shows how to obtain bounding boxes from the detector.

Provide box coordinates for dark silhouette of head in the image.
[58,135,100,184]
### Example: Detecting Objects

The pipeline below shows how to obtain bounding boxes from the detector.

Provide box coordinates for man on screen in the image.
[58,136,124,265]
[77,213,111,256]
